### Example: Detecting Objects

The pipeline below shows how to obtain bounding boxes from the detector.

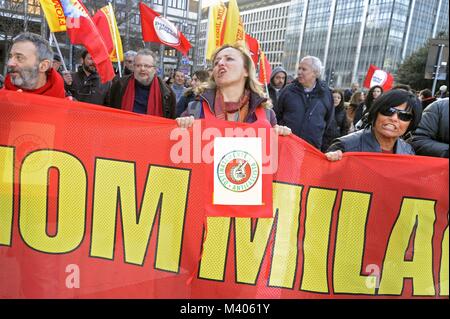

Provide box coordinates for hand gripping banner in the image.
[0,90,448,298]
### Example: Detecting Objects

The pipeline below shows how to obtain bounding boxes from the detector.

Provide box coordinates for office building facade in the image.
[197,0,448,88]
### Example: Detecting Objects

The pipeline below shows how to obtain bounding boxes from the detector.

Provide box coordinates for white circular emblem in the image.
[153,16,180,46]
[217,151,260,193]
[370,69,388,87]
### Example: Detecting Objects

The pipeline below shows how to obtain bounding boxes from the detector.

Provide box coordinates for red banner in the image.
[0,90,448,299]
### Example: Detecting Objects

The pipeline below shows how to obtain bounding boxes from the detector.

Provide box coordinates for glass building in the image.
[198,0,448,88]
[283,0,449,87]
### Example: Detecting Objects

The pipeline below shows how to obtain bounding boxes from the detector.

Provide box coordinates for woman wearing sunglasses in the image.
[325,89,422,161]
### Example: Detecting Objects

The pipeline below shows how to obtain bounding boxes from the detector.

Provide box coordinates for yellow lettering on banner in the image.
[199,217,231,281]
[440,226,449,296]
[19,150,86,253]
[90,160,190,272]
[333,191,375,294]
[235,217,274,284]
[301,187,337,293]
[269,182,302,288]
[378,198,435,296]
[0,146,14,246]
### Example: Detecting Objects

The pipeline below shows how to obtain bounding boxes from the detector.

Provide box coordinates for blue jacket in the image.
[327,127,415,154]
[275,80,334,149]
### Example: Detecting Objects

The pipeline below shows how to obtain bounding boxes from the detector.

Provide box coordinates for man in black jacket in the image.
[275,56,334,150]
[409,98,449,158]
[63,49,111,105]
[107,49,176,118]
[267,66,287,109]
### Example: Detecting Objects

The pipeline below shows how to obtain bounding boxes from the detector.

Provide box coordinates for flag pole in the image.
[51,32,68,72]
[204,5,212,65]
[108,1,122,77]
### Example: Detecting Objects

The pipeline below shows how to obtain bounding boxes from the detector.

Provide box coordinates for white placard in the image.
[213,137,262,205]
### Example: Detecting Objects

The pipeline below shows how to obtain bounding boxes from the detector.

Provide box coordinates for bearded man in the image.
[63,49,111,105]
[3,32,65,98]
[107,49,176,118]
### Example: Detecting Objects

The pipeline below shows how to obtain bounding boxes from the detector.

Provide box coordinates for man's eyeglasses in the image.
[135,64,155,69]
[380,107,413,122]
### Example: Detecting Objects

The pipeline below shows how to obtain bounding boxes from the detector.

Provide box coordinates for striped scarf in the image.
[214,89,250,122]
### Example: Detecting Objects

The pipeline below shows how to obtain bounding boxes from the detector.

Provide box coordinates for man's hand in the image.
[274,124,292,136]
[176,116,195,129]
[325,150,343,162]
[63,72,72,86]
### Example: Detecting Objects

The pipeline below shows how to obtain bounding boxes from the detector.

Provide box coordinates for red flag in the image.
[363,64,394,91]
[92,5,124,62]
[60,0,114,83]
[139,2,191,56]
[92,9,113,54]
[245,34,260,66]
[258,51,272,85]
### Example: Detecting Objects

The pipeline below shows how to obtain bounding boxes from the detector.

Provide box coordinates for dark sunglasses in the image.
[380,107,413,122]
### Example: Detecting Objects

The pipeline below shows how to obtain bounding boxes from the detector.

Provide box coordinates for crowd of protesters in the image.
[1,32,448,159]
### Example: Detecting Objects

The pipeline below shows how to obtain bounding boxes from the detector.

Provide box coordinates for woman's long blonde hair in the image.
[196,42,272,109]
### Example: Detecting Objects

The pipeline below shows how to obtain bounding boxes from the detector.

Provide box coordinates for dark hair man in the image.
[63,49,111,105]
[268,66,287,108]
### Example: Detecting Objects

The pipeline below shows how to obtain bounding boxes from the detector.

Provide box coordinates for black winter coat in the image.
[321,105,349,152]
[409,98,449,158]
[107,74,176,119]
[65,66,111,105]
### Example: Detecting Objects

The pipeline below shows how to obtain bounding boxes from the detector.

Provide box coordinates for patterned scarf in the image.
[214,89,250,122]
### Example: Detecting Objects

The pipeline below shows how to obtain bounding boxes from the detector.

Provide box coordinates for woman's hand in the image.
[325,150,343,162]
[175,116,195,129]
[274,125,292,136]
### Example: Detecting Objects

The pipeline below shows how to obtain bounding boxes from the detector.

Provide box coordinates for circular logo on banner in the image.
[217,151,260,193]
[153,16,180,46]
[14,134,49,172]
[370,70,388,87]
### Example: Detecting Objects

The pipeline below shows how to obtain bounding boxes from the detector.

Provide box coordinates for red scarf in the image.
[121,75,163,116]
[213,89,250,122]
[3,68,65,98]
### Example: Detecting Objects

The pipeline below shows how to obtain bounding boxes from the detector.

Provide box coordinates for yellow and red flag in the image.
[206,2,227,60]
[222,0,245,45]
[39,0,67,32]
[92,5,124,62]
[60,0,115,83]
[258,51,272,85]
